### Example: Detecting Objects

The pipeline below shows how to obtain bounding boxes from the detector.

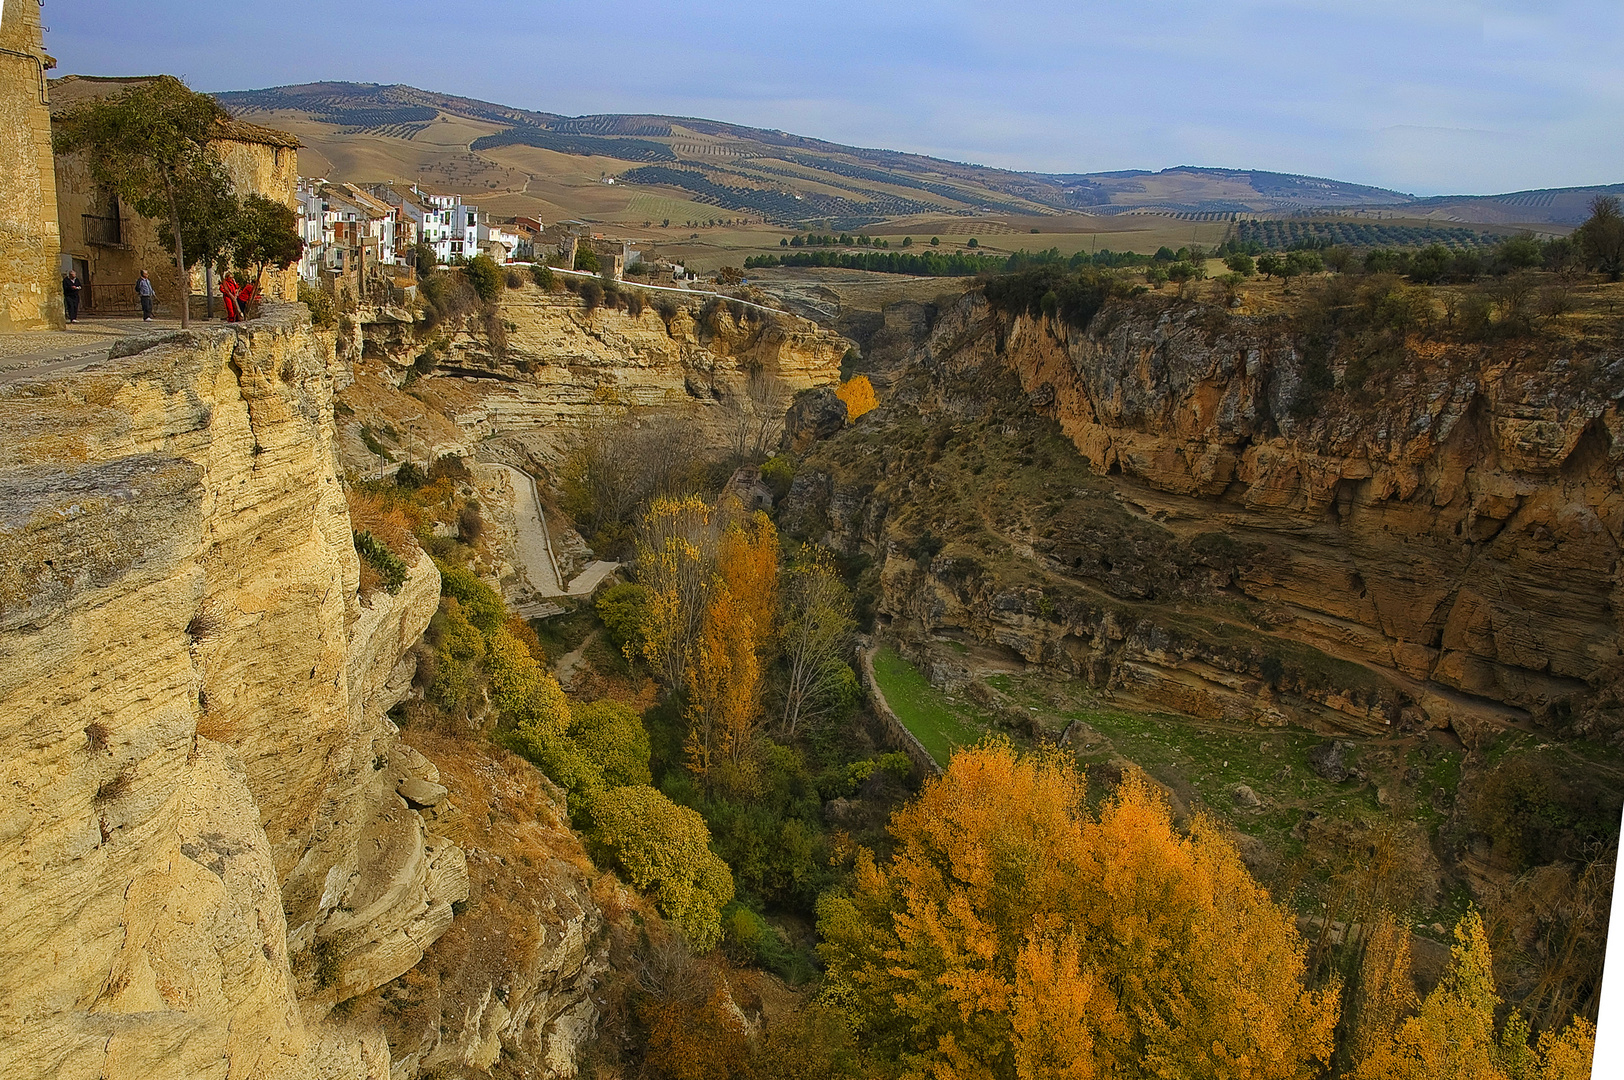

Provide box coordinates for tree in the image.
[745,369,790,458]
[52,75,233,328]
[1577,195,1624,280]
[637,496,720,692]
[1226,251,1257,277]
[902,236,913,248]
[568,699,652,788]
[817,744,1338,1080]
[1345,913,1420,1069]
[1350,910,1596,1080]
[834,375,878,421]
[574,243,600,273]
[464,252,502,303]
[227,193,304,285]
[778,546,856,736]
[686,582,764,796]
[930,236,940,246]
[719,265,745,286]
[1257,253,1284,280]
[415,240,438,276]
[589,784,735,948]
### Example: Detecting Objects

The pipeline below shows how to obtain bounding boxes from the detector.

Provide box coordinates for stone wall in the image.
[0,0,64,330]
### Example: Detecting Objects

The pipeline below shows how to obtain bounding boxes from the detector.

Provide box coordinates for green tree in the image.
[901,236,913,248]
[575,243,601,272]
[227,193,304,284]
[52,75,234,328]
[568,699,652,788]
[590,784,735,948]
[464,253,502,303]
[1257,253,1284,279]
[930,236,940,246]
[1226,251,1257,277]
[1577,195,1624,280]
[967,237,979,248]
[415,241,438,276]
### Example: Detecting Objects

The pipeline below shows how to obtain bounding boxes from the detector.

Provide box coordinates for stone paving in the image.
[0,314,192,384]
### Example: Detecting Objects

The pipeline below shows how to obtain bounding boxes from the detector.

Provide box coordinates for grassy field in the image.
[870,647,991,766]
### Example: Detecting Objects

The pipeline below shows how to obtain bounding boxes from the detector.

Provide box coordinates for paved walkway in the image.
[498,463,620,604]
[0,315,188,386]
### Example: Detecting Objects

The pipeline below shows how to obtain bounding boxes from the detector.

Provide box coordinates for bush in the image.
[298,281,337,329]
[579,279,602,310]
[354,530,409,595]
[589,785,736,949]
[569,699,652,788]
[597,582,652,656]
[531,263,556,290]
[394,461,427,490]
[759,455,796,501]
[504,268,525,289]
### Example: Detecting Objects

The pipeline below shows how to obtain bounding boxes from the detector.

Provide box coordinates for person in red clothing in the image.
[220,273,240,322]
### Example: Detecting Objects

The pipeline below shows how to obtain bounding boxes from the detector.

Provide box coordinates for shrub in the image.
[464,254,502,303]
[531,263,556,290]
[569,699,652,788]
[1225,252,1256,277]
[589,785,736,948]
[437,562,506,634]
[579,279,603,310]
[299,281,337,329]
[354,531,409,595]
[504,268,525,289]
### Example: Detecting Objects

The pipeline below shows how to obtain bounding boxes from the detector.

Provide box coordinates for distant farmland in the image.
[1237,218,1506,250]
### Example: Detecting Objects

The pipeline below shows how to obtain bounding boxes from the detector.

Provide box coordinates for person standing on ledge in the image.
[136,270,155,321]
[62,270,82,324]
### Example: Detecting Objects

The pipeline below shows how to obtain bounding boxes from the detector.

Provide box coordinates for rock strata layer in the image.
[0,308,541,1078]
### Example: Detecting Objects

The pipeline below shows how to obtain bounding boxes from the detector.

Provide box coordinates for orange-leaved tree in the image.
[717,509,779,660]
[835,374,878,421]
[685,582,763,796]
[817,742,1339,1080]
[1349,909,1596,1080]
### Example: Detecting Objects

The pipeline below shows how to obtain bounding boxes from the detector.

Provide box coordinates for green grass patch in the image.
[871,647,989,766]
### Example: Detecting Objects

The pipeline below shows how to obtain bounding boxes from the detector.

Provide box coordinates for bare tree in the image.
[746,369,790,459]
[778,545,856,737]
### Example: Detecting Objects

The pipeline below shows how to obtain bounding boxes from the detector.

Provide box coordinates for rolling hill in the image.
[216,82,1422,227]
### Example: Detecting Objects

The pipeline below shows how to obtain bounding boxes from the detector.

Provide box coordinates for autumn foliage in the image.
[835,374,878,421]
[817,742,1340,1080]
[1349,910,1595,1080]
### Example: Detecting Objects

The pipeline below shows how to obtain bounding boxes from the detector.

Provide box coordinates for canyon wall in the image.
[789,293,1624,737]
[335,285,849,476]
[0,306,605,1078]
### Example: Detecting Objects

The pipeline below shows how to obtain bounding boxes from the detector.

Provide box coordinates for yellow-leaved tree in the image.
[1350,910,1596,1080]
[835,374,878,421]
[817,742,1339,1080]
[636,495,718,691]
[685,582,763,796]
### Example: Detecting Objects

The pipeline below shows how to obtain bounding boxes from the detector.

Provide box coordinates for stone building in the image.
[50,75,302,316]
[0,0,64,330]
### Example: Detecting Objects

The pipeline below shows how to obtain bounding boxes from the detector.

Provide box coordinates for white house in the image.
[377,185,479,265]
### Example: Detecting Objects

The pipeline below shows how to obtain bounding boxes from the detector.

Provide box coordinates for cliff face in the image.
[0,307,603,1079]
[335,286,849,475]
[789,293,1624,736]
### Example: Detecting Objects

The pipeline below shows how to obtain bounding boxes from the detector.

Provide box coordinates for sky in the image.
[41,0,1624,197]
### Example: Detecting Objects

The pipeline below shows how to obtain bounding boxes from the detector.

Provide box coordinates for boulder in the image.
[781,387,847,454]
[1307,740,1351,783]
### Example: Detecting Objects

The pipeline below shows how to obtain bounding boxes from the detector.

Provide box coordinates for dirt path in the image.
[556,629,600,691]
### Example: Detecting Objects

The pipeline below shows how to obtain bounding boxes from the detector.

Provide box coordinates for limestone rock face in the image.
[790,292,1624,735]
[0,308,455,1079]
[334,287,849,474]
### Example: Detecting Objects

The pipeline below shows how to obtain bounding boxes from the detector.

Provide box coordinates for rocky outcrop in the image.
[0,307,463,1078]
[789,291,1624,737]
[334,287,849,476]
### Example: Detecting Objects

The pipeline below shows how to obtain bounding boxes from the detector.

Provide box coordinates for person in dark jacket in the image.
[136,270,155,321]
[62,270,82,323]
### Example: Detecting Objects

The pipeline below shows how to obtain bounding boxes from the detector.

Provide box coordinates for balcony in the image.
[83,214,125,248]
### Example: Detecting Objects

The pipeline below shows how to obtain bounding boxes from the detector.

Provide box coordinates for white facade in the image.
[396,188,480,265]
[295,178,410,282]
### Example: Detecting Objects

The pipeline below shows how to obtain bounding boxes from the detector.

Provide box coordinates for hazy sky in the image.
[44,0,1623,196]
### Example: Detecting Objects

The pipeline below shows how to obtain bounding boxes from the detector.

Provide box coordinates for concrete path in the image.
[498,463,620,602]
[499,464,565,595]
